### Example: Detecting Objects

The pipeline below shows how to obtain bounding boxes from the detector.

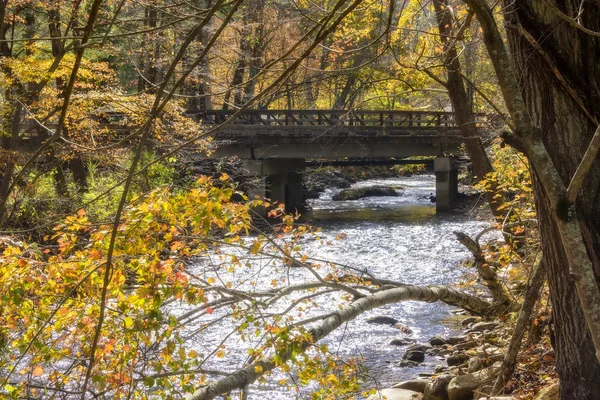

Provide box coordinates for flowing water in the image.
[183,175,493,399]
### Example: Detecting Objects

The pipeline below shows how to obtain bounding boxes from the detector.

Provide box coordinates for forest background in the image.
[1,0,599,399]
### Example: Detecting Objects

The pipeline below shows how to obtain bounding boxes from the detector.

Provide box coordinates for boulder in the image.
[447,363,501,400]
[446,336,468,345]
[447,353,469,366]
[392,380,428,393]
[332,185,400,201]
[407,343,432,352]
[404,349,425,363]
[398,360,420,367]
[430,336,448,346]
[424,374,454,400]
[366,388,423,400]
[532,383,559,400]
[367,316,399,326]
[468,354,504,373]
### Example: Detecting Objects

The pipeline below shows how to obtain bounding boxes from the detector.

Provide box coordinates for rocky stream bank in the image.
[364,316,558,400]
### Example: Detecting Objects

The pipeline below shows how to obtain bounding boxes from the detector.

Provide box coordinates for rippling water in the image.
[183,175,493,399]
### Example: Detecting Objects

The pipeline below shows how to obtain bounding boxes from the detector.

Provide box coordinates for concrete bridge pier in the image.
[243,159,306,215]
[434,157,458,212]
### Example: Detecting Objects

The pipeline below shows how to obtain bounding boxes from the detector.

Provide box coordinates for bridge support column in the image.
[285,171,304,213]
[266,174,286,206]
[242,160,268,218]
[243,159,306,216]
[434,157,458,212]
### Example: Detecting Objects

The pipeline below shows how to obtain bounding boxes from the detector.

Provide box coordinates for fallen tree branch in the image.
[187,284,492,400]
[567,125,600,204]
[493,255,546,394]
[454,231,513,310]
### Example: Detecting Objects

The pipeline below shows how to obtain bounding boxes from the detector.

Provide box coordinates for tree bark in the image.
[50,5,88,194]
[462,0,600,397]
[502,3,600,397]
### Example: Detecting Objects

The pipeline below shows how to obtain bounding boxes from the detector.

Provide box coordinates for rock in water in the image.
[366,316,399,325]
[430,336,448,346]
[447,353,469,366]
[404,349,425,363]
[367,388,423,400]
[392,380,428,393]
[390,337,417,346]
[332,185,399,201]
[394,323,414,334]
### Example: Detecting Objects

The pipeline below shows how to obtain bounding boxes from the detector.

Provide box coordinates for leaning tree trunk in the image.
[432,0,507,224]
[501,2,600,398]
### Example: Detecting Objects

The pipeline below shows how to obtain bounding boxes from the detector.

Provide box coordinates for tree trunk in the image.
[501,2,600,398]
[333,74,357,110]
[51,5,88,194]
[433,0,506,224]
[0,2,21,223]
[243,0,266,103]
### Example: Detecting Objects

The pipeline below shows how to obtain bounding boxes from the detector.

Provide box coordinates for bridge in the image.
[21,109,496,213]
[192,109,488,213]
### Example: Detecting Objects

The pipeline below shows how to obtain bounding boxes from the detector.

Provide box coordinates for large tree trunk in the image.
[502,2,600,398]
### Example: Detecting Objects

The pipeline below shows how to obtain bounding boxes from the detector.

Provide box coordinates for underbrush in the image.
[5,150,176,237]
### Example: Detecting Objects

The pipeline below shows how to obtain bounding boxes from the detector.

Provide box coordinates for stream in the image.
[182,175,493,399]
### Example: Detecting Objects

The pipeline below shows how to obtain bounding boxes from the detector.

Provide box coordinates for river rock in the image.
[404,349,425,363]
[447,363,501,400]
[367,388,423,400]
[434,365,450,374]
[424,374,454,400]
[394,323,414,334]
[392,380,428,393]
[468,354,504,373]
[367,316,399,326]
[438,348,453,356]
[446,336,468,345]
[447,353,469,366]
[532,383,559,400]
[430,336,448,346]
[390,337,417,346]
[398,360,420,367]
[453,341,478,350]
[332,186,399,201]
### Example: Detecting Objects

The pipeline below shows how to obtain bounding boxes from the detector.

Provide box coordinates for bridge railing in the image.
[192,110,467,128]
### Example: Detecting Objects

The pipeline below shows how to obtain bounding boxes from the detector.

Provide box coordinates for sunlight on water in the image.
[183,175,494,399]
